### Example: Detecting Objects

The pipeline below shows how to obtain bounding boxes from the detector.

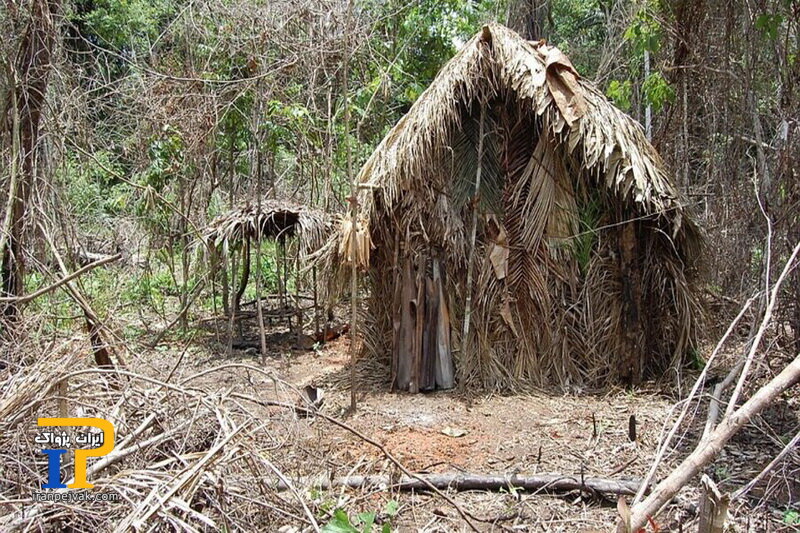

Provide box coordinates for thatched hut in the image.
[200,199,331,329]
[333,24,702,392]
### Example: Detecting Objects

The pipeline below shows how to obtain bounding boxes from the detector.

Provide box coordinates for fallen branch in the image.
[633,296,756,505]
[275,472,646,497]
[627,350,800,531]
[634,240,800,515]
[0,253,121,304]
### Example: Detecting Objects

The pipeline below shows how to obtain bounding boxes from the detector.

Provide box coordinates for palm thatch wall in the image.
[331,23,703,391]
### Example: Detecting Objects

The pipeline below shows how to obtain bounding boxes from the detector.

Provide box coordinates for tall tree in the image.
[507,0,551,40]
[1,0,60,321]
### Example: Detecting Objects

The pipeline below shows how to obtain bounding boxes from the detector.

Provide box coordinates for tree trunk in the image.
[507,0,551,40]
[1,0,60,321]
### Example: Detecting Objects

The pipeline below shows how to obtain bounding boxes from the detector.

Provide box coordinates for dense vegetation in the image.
[1,0,797,345]
[1,1,799,531]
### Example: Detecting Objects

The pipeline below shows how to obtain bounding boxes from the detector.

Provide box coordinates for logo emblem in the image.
[37,418,115,489]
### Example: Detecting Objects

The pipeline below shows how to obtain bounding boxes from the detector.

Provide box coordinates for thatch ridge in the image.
[356,23,692,239]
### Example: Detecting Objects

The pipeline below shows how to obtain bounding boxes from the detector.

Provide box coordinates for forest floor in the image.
[133,313,799,532]
[3,306,797,532]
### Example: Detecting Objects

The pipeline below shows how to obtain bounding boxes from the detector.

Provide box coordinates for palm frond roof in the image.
[356,23,692,238]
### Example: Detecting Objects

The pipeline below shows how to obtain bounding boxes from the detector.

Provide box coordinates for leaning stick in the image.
[0,253,121,304]
[461,103,486,361]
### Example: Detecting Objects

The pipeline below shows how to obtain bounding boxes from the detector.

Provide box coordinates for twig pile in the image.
[0,338,333,532]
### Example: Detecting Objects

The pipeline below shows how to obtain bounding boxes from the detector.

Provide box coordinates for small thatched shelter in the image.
[332,23,702,392]
[201,199,330,255]
[200,199,331,327]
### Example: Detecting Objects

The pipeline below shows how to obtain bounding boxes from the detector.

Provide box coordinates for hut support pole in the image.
[275,238,284,314]
[209,247,221,343]
[343,0,357,412]
[235,237,251,315]
[312,266,319,340]
[294,247,302,334]
[460,104,486,362]
[254,136,268,362]
[255,232,268,363]
[235,236,251,339]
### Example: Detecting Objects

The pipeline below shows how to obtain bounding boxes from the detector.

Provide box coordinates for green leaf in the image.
[755,13,784,40]
[357,511,376,532]
[606,79,633,112]
[623,8,662,54]
[642,72,675,112]
[384,500,399,517]
[321,509,359,533]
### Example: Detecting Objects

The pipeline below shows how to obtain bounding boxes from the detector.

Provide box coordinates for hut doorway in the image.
[393,253,454,392]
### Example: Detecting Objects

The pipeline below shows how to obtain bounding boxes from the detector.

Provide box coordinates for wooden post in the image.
[697,475,729,533]
[294,246,302,335]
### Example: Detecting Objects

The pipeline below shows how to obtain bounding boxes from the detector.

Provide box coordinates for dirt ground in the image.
[138,318,799,533]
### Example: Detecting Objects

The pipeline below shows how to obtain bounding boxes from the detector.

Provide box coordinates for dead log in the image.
[275,472,646,496]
